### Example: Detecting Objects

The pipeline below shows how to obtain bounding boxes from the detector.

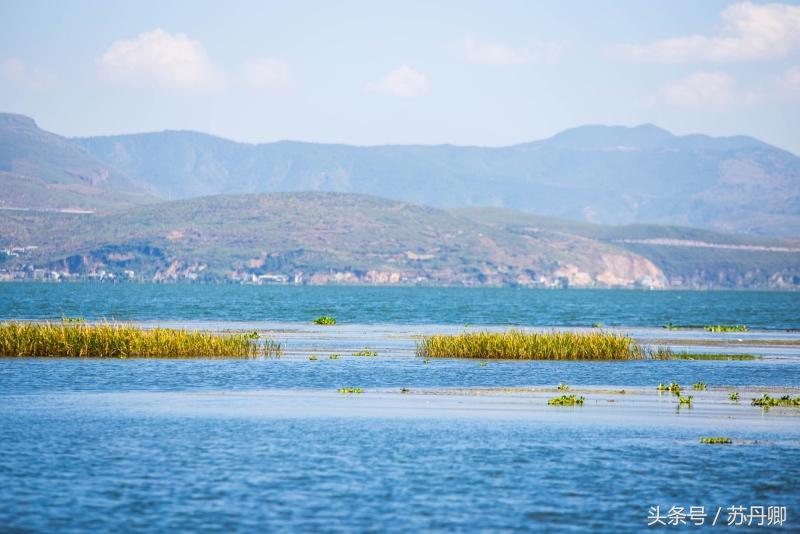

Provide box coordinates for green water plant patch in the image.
[700,437,732,444]
[0,321,282,358]
[547,394,585,406]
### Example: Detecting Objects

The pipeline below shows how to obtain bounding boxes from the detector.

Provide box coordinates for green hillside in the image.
[1,193,797,289]
[454,207,800,288]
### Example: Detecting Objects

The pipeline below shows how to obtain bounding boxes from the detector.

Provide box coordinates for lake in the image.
[1,283,798,532]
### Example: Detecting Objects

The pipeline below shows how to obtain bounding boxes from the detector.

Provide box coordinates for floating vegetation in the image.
[648,347,756,361]
[677,395,693,406]
[648,346,676,360]
[328,353,340,360]
[704,325,748,332]
[479,361,487,367]
[308,354,318,361]
[592,322,603,328]
[751,394,800,408]
[693,382,708,391]
[313,316,337,325]
[700,437,732,444]
[662,323,748,333]
[657,382,682,395]
[668,352,756,361]
[557,383,570,391]
[729,392,740,402]
[338,387,364,394]
[352,348,378,357]
[423,358,431,364]
[416,330,642,360]
[0,321,282,358]
[548,394,585,406]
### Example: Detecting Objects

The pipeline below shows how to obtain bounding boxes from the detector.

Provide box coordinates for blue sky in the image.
[1,0,799,152]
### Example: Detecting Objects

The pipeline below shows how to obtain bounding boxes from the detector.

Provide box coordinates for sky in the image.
[1,0,799,153]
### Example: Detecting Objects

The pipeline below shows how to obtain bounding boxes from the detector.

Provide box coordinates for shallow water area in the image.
[2,284,800,531]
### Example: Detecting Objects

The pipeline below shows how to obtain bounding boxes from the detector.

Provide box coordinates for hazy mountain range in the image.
[78,121,800,237]
[1,112,798,236]
[1,112,798,288]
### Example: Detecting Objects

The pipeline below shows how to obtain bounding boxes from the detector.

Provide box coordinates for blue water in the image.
[2,283,799,329]
[2,283,799,532]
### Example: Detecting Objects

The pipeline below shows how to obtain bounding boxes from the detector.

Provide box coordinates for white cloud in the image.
[1,58,58,90]
[461,35,562,65]
[608,2,800,62]
[98,28,220,89]
[648,71,758,109]
[242,58,290,89]
[365,65,428,97]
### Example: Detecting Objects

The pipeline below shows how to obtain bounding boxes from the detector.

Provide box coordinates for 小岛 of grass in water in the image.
[313,316,336,325]
[751,394,800,407]
[704,324,749,332]
[0,321,283,358]
[668,352,757,361]
[700,437,732,444]
[338,387,364,394]
[416,330,643,360]
[657,382,682,394]
[548,394,585,406]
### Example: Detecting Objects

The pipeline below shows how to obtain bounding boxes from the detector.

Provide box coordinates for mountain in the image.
[75,122,800,237]
[2,192,798,289]
[0,113,157,211]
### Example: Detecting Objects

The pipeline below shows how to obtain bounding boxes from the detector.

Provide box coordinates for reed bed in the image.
[416,330,643,360]
[0,322,283,358]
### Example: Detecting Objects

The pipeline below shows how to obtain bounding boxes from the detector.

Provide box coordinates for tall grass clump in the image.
[416,330,642,360]
[0,322,282,358]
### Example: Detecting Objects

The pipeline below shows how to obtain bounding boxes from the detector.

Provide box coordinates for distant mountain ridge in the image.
[0,113,158,211]
[1,112,799,237]
[75,121,800,236]
[2,192,798,289]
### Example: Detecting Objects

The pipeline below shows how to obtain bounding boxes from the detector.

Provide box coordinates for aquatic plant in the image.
[751,394,800,407]
[423,358,430,364]
[656,382,682,395]
[592,322,603,328]
[703,325,748,332]
[692,382,708,391]
[677,395,693,406]
[416,330,643,360]
[328,353,341,360]
[648,346,675,360]
[313,316,337,325]
[668,352,756,361]
[338,387,364,394]
[479,361,487,367]
[352,348,378,357]
[662,323,680,330]
[557,383,570,391]
[0,321,282,358]
[700,437,732,444]
[547,394,585,406]
[728,392,740,401]
[61,317,85,324]
[308,354,318,361]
